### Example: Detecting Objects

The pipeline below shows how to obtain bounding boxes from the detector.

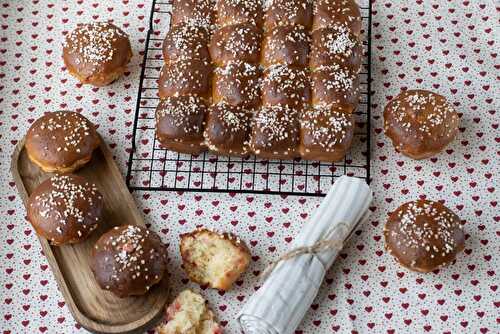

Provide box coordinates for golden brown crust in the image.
[91,225,168,298]
[155,96,207,155]
[158,60,212,99]
[261,25,310,68]
[312,0,362,36]
[26,151,93,174]
[310,25,362,71]
[27,174,102,245]
[208,3,262,160]
[263,0,313,32]
[171,0,214,28]
[209,23,261,67]
[179,228,251,291]
[204,103,252,156]
[212,61,260,108]
[25,111,100,173]
[311,64,360,110]
[261,65,310,108]
[215,0,263,27]
[256,2,313,162]
[299,106,354,162]
[63,22,132,86]
[161,0,363,163]
[384,200,465,273]
[383,89,460,160]
[250,104,300,160]
[162,23,210,64]
[304,0,362,162]
[159,1,214,157]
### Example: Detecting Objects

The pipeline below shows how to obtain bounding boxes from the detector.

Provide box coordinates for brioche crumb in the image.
[180,229,251,291]
[156,290,222,334]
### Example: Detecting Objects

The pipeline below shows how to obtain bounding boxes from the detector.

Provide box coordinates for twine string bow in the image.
[260,222,350,280]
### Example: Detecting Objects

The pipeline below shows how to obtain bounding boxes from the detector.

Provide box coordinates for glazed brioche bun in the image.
[27,174,103,245]
[384,200,465,273]
[91,225,168,298]
[25,111,100,173]
[63,22,132,86]
[384,89,460,159]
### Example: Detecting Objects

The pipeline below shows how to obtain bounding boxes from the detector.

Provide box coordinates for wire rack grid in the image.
[126,0,372,196]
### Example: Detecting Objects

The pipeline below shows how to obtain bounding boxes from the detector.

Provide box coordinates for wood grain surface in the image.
[10,135,169,334]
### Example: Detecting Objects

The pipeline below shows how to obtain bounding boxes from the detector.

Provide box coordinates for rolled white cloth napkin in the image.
[237,175,373,334]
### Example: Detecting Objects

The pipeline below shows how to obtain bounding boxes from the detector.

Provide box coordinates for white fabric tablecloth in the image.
[0,1,497,333]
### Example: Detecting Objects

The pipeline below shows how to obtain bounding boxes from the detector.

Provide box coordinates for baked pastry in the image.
[91,225,167,298]
[63,22,132,86]
[263,0,313,32]
[204,103,252,156]
[261,65,310,108]
[212,61,260,108]
[383,90,460,160]
[310,24,362,72]
[305,0,361,161]
[157,2,213,154]
[313,0,362,36]
[261,25,310,67]
[206,3,262,156]
[299,106,354,162]
[171,0,214,29]
[215,0,263,27]
[257,1,310,161]
[25,111,100,173]
[250,105,300,159]
[156,96,207,154]
[209,23,261,67]
[162,23,210,64]
[158,59,212,99]
[156,289,222,334]
[27,174,102,245]
[311,64,360,110]
[159,0,363,162]
[384,200,465,273]
[180,228,251,291]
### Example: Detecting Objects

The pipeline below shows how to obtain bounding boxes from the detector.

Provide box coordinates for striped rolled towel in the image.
[237,175,373,334]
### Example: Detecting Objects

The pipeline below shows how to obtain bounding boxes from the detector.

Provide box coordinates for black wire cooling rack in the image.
[126,0,372,196]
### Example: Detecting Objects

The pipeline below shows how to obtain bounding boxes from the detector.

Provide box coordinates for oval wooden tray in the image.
[10,135,169,334]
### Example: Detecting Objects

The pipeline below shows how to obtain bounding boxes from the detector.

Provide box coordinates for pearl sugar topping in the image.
[392,201,462,258]
[65,22,127,66]
[389,91,458,138]
[35,112,93,154]
[32,175,101,234]
[104,225,160,283]
[301,106,352,150]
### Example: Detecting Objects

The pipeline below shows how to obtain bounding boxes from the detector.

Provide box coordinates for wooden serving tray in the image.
[11,135,169,334]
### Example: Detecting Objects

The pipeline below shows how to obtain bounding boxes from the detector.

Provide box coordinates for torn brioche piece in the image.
[157,289,222,334]
[180,229,251,291]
